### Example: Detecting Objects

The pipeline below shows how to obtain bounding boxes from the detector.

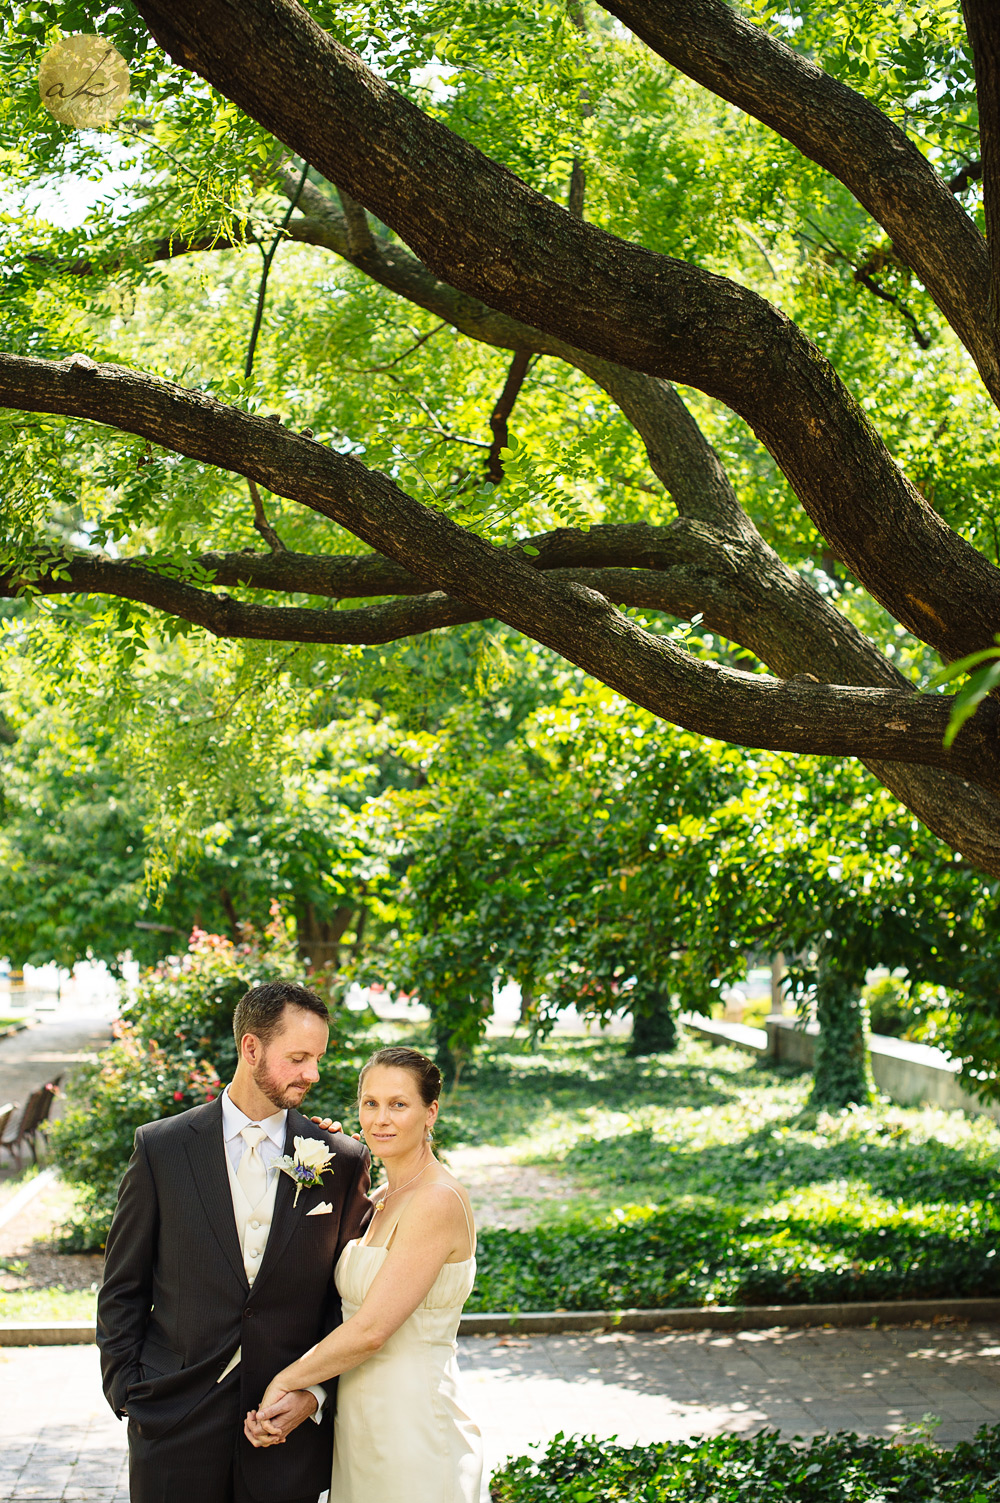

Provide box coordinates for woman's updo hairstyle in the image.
[358,1046,442,1107]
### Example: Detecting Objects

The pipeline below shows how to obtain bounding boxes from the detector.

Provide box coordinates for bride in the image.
[245,1045,482,1503]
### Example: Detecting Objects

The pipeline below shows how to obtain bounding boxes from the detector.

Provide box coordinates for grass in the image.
[436,1031,1000,1312]
[0,1284,97,1321]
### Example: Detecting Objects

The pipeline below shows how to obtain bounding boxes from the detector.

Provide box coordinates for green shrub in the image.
[471,1194,1000,1312]
[490,1428,1000,1502]
[456,1037,1000,1315]
[50,909,371,1248]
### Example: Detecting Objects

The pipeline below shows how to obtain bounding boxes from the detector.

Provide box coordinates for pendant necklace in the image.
[373,1156,433,1213]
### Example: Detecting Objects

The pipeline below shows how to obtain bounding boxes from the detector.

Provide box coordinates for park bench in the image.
[0,1076,62,1168]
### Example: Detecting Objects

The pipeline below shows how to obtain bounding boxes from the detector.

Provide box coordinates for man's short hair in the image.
[232,980,329,1050]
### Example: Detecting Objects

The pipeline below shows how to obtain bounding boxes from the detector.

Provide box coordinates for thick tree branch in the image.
[603,0,994,393]
[128,0,1000,671]
[962,1,1000,355]
[3,351,996,792]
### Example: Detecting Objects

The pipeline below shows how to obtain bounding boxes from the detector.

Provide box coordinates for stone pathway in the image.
[0,1002,115,1124]
[2,1323,999,1500]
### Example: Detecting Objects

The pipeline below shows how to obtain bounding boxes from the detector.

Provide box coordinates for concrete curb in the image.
[4,1298,1000,1347]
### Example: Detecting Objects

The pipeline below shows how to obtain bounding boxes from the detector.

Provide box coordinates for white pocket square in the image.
[307,1201,333,1216]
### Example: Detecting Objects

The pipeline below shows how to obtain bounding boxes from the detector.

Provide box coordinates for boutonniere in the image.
[276,1136,335,1207]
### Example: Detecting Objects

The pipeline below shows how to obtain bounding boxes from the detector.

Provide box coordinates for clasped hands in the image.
[245,1383,312,1447]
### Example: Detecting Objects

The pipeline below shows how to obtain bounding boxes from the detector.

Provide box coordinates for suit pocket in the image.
[139,1337,184,1378]
[127,1337,185,1391]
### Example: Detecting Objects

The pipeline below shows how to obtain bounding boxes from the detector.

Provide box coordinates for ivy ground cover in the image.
[458,1034,1000,1313]
[489,1428,1000,1502]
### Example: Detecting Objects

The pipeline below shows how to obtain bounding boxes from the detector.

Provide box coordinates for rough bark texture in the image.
[606,0,996,397]
[5,351,998,787]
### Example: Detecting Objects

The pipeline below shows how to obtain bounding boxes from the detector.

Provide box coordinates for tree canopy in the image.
[2,0,1000,877]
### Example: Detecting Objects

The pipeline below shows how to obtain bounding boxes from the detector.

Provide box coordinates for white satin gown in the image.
[328,1187,483,1503]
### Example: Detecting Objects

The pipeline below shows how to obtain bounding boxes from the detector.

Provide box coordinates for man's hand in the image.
[244,1388,317,1447]
[310,1115,362,1141]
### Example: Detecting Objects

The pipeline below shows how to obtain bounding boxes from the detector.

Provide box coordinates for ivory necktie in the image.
[237,1123,269,1206]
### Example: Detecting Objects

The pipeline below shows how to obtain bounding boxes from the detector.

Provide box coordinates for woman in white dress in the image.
[246,1046,482,1503]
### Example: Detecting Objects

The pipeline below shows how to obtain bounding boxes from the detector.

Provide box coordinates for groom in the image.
[98,980,371,1503]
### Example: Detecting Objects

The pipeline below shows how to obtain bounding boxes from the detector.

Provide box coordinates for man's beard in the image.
[252,1058,312,1111]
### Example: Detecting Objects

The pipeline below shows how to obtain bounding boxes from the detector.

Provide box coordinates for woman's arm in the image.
[248,1182,471,1432]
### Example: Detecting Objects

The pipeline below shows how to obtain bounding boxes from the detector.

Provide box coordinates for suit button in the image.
[251,1220,260,1229]
[243,1308,252,1319]
[250,1248,260,1258]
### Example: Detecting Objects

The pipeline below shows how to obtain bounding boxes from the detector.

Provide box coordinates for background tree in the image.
[4,0,1000,1094]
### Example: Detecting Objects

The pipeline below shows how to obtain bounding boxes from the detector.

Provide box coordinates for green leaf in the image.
[942,658,1000,748]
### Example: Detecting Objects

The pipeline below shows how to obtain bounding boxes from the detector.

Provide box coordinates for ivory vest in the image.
[218,1148,280,1380]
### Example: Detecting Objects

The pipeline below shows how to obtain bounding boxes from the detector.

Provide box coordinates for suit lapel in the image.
[184,1097,249,1291]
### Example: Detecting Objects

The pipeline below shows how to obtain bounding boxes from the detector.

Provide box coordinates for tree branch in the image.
[961,1,1000,355]
[3,351,996,792]
[602,0,995,395]
[127,0,1000,670]
[485,351,533,485]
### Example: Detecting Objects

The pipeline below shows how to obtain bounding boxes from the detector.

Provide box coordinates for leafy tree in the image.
[371,682,1000,1107]
[5,0,1000,1091]
[0,661,402,971]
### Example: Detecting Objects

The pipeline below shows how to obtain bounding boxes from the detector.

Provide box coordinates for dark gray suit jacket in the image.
[97,1097,371,1502]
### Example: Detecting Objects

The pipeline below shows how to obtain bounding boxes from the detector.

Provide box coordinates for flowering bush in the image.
[51,906,371,1248]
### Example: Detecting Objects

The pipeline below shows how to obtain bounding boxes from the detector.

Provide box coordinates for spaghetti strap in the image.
[361,1181,476,1255]
[437,1182,477,1257]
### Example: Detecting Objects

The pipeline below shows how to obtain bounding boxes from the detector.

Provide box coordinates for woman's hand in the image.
[256,1378,292,1422]
[244,1405,285,1447]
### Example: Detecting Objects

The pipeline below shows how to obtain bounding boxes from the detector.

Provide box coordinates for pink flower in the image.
[205,1092,216,1101]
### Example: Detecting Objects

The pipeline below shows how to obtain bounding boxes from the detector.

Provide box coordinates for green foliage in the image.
[925,635,1000,748]
[49,910,371,1248]
[442,1036,1000,1314]
[491,1428,1000,1503]
[370,678,1000,1098]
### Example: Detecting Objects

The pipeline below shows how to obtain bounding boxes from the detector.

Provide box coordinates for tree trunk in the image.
[810,949,873,1110]
[629,990,678,1055]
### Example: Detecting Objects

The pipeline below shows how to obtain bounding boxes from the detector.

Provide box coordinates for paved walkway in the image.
[0,1001,115,1165]
[2,1323,1000,1500]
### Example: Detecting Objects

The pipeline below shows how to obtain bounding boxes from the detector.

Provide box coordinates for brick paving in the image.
[2,1323,1000,1500]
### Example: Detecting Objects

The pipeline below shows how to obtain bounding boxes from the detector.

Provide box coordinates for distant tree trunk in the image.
[811,947,872,1109]
[296,902,355,970]
[629,990,678,1055]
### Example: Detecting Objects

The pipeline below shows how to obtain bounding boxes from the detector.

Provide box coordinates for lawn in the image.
[439,1031,1000,1313]
[3,1028,999,1323]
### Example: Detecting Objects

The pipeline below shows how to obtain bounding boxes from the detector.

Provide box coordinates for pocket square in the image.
[307,1201,333,1216]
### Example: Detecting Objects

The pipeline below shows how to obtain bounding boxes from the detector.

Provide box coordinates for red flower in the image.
[173,1090,184,1101]
[205,1092,216,1101]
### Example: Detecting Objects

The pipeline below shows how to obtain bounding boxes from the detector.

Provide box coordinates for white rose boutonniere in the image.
[276,1136,335,1207]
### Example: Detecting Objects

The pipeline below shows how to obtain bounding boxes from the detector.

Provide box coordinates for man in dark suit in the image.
[98,980,371,1503]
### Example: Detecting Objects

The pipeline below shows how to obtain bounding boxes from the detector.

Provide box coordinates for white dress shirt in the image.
[220,1085,326,1421]
[221,1087,287,1180]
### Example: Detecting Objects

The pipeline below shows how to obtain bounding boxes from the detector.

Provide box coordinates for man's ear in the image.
[240,1032,261,1066]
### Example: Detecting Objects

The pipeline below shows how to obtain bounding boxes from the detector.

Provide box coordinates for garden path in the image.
[2,1322,999,1500]
[0,997,116,1143]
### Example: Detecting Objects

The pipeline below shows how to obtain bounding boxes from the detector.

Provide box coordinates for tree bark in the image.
[4,352,998,795]
[128,0,1000,674]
